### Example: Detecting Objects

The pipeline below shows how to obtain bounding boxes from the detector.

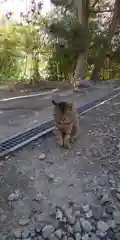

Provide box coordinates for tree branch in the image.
[91,0,99,9]
[89,8,114,13]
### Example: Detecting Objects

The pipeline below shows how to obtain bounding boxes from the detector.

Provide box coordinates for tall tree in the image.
[91,0,120,81]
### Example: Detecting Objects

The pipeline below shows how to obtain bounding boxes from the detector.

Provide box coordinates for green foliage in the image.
[0,26,22,82]
[0,0,119,84]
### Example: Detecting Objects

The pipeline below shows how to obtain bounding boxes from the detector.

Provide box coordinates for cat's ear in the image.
[52,99,58,106]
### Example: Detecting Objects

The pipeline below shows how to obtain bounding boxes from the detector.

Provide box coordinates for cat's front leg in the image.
[63,123,73,148]
[54,127,64,147]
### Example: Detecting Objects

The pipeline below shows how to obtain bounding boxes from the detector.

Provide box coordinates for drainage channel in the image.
[0,87,120,158]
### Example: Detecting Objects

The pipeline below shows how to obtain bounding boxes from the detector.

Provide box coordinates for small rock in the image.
[62,234,68,240]
[82,234,89,240]
[54,229,63,239]
[75,233,81,240]
[30,229,36,237]
[116,193,120,201]
[35,223,43,233]
[30,176,34,181]
[101,194,110,205]
[96,230,107,238]
[116,187,120,193]
[73,221,82,233]
[38,237,44,240]
[56,209,63,221]
[113,211,120,225]
[74,211,81,217]
[91,205,103,220]
[66,224,73,234]
[97,220,109,232]
[19,218,30,226]
[81,219,92,232]
[0,161,4,166]
[107,229,115,239]
[82,205,90,213]
[42,225,55,238]
[109,179,116,187]
[107,220,116,229]
[48,233,58,240]
[21,228,30,238]
[64,207,75,224]
[13,229,21,238]
[105,204,114,215]
[89,233,99,240]
[1,214,6,222]
[115,232,120,240]
[39,153,46,160]
[75,152,81,156]
[34,193,42,202]
[8,190,20,201]
[85,210,92,219]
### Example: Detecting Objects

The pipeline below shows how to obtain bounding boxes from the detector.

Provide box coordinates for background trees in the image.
[0,0,119,85]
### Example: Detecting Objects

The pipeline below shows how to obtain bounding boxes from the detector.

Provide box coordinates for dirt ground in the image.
[1,93,120,239]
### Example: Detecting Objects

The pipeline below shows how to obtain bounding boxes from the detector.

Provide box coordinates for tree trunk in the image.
[72,0,89,86]
[91,0,120,82]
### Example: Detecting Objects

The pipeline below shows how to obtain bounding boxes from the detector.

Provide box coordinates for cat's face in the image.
[52,100,73,123]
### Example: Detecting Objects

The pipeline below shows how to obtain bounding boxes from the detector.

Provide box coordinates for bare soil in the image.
[1,93,120,238]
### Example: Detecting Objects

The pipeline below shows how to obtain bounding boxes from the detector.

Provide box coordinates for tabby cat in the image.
[52,99,80,148]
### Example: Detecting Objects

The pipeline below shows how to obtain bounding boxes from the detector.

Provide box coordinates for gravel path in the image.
[1,93,120,239]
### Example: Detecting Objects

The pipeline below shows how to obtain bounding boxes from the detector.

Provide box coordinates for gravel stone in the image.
[91,205,103,220]
[81,219,92,232]
[88,233,100,240]
[23,238,31,240]
[8,190,20,201]
[115,232,120,240]
[35,223,44,233]
[107,229,115,239]
[64,208,75,224]
[101,194,110,205]
[62,234,68,240]
[30,229,36,237]
[37,237,44,240]
[56,209,63,221]
[21,228,30,238]
[116,188,120,193]
[105,204,114,215]
[82,234,89,240]
[75,232,81,240]
[116,193,120,201]
[0,214,7,222]
[54,229,63,239]
[74,211,81,217]
[13,229,22,238]
[97,220,109,232]
[42,225,55,238]
[96,230,107,238]
[113,211,120,225]
[19,218,30,226]
[48,233,59,240]
[107,220,116,229]
[68,238,74,240]
[82,205,90,213]
[39,153,46,160]
[85,210,92,219]
[30,176,34,181]
[66,224,74,234]
[73,221,81,233]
